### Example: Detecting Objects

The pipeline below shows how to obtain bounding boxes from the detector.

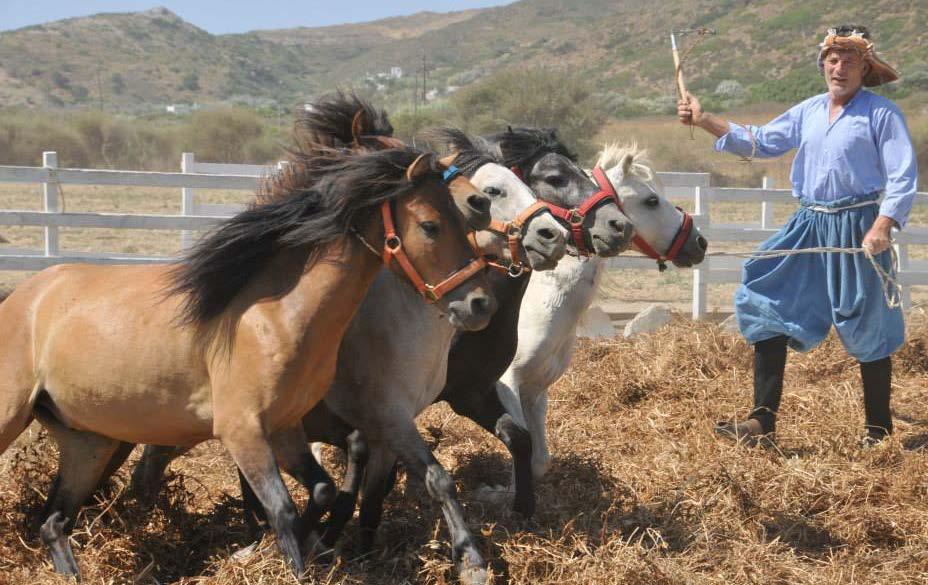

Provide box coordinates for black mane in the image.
[295,90,394,150]
[415,127,498,178]
[482,127,577,172]
[169,147,440,326]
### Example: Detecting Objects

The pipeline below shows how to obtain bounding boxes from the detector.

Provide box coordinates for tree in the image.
[180,72,200,92]
[447,68,605,160]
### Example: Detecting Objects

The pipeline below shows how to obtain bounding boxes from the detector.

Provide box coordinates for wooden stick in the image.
[671,32,688,100]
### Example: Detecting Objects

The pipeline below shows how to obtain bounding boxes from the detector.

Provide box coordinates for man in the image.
[678,25,918,446]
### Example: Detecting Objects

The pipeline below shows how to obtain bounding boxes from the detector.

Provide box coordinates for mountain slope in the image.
[0,1,925,110]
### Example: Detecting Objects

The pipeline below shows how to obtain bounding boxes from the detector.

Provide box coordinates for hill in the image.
[0,1,926,111]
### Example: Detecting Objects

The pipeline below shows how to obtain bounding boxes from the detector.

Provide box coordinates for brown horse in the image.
[0,147,496,579]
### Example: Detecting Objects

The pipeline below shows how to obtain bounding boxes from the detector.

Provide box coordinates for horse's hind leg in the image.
[322,429,368,547]
[129,444,191,505]
[356,445,397,554]
[443,381,535,517]
[34,407,121,578]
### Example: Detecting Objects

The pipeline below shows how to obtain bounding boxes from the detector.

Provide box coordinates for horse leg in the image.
[445,382,535,517]
[520,389,550,480]
[322,429,368,547]
[269,425,335,553]
[33,406,121,578]
[130,444,192,506]
[221,422,304,577]
[386,424,489,585]
[356,446,397,554]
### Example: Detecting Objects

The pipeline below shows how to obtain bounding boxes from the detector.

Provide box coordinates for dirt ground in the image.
[2,315,928,584]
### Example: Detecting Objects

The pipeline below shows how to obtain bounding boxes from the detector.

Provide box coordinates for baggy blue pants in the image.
[735,194,904,363]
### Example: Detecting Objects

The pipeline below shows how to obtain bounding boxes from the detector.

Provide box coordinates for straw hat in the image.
[816,25,899,87]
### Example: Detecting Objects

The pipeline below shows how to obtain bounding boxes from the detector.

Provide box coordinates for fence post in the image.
[692,181,709,319]
[761,176,774,229]
[43,151,60,257]
[181,152,195,249]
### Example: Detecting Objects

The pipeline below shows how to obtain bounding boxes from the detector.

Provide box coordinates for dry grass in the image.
[3,313,928,584]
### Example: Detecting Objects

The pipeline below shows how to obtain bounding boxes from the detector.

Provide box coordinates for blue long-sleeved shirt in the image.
[715,89,919,227]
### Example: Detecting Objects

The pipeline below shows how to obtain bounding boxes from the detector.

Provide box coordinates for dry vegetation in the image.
[2,314,928,584]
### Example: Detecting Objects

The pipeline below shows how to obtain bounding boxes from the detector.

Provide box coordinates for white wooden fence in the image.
[1,152,926,318]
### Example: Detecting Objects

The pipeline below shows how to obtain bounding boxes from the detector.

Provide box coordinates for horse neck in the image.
[525,255,604,316]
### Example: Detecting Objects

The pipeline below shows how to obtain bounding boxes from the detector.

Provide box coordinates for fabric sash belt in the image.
[801,200,879,214]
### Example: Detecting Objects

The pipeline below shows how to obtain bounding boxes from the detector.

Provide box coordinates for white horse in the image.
[496,143,708,480]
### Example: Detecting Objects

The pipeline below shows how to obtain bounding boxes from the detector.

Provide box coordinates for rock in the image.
[623,304,672,339]
[576,305,616,338]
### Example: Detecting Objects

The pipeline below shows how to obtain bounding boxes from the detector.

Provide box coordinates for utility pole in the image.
[95,66,105,112]
[419,54,432,103]
[413,69,419,113]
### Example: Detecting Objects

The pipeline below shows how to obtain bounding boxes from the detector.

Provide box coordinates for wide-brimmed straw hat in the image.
[816,25,899,87]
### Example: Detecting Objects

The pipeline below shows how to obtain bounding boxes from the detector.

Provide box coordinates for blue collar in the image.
[442,165,461,183]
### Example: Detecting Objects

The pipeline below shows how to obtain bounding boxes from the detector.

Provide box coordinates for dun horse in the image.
[0,146,496,579]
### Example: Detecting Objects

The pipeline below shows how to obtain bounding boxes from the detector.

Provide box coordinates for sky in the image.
[0,0,514,34]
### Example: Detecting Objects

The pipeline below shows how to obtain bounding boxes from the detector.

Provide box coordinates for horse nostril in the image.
[697,235,708,251]
[608,219,626,234]
[467,194,490,214]
[537,228,557,241]
[470,295,491,315]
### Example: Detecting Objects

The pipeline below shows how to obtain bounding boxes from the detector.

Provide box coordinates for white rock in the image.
[576,305,616,338]
[623,304,673,339]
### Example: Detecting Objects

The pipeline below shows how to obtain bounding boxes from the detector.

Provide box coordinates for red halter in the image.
[512,166,620,257]
[590,166,695,271]
[472,200,551,278]
[380,200,486,302]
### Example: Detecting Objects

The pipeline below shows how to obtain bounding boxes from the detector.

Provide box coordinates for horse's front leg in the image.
[130,444,192,505]
[220,418,305,578]
[443,381,535,517]
[385,422,489,585]
[520,389,551,481]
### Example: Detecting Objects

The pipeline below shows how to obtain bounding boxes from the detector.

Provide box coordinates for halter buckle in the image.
[568,209,584,225]
[507,263,526,278]
[424,285,439,302]
[385,235,402,253]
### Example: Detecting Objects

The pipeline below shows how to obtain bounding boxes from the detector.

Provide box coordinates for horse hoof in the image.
[458,565,489,585]
[231,541,260,561]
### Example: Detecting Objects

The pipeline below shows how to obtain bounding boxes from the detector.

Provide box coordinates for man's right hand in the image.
[677,92,703,127]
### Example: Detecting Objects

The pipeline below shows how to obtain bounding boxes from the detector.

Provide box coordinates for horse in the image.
[130,123,574,585]
[487,142,708,494]
[0,146,496,580]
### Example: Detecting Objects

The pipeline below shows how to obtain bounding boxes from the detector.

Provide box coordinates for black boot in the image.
[860,356,892,444]
[715,335,787,446]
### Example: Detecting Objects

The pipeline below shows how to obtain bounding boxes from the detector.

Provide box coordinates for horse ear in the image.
[351,110,367,146]
[405,153,432,181]
[621,153,634,177]
[507,125,514,134]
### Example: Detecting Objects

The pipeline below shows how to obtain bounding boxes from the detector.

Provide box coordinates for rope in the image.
[702,245,903,309]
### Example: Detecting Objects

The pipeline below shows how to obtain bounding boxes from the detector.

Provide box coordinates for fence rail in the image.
[1,152,926,318]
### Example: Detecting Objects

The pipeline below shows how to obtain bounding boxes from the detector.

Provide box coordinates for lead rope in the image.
[705,245,902,309]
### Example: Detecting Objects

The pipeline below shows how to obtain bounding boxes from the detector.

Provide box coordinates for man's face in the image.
[823,49,868,100]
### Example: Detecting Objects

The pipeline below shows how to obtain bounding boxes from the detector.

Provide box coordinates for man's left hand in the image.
[862,215,898,255]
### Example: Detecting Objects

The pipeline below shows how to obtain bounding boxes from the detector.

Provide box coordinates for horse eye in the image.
[545,175,567,188]
[645,195,660,208]
[483,186,503,197]
[420,221,440,238]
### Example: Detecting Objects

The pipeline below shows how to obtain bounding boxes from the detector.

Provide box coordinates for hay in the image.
[3,314,928,583]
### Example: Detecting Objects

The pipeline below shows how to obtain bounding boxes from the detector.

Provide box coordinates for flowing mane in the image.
[415,127,498,177]
[169,147,441,326]
[482,127,577,170]
[294,90,395,151]
[596,142,656,183]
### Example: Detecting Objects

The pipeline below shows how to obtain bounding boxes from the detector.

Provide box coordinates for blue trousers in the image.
[735,194,904,363]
